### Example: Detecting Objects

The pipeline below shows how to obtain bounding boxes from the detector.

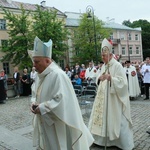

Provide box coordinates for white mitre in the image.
[28,36,52,59]
[101,38,112,54]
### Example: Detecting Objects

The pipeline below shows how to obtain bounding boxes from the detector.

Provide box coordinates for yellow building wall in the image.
[0,6,67,76]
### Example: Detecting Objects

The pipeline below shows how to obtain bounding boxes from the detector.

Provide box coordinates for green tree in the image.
[32,6,68,62]
[122,20,132,27]
[72,14,111,65]
[122,19,150,59]
[0,5,33,69]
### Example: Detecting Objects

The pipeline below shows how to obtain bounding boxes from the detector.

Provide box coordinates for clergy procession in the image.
[27,36,150,150]
[0,36,150,150]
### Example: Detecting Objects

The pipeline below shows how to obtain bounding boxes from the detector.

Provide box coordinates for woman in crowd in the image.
[21,68,31,96]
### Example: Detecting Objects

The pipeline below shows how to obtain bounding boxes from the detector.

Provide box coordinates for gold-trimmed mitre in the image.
[101,38,112,54]
[28,36,52,59]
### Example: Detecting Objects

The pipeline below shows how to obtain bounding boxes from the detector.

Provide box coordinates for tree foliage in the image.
[0,5,68,68]
[0,5,33,68]
[72,14,111,65]
[32,6,68,62]
[122,19,150,59]
[122,20,132,27]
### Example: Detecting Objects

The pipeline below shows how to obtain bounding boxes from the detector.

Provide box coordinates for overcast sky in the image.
[16,0,150,24]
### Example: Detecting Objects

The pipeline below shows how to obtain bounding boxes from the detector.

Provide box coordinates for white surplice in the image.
[88,58,134,150]
[85,67,97,82]
[31,62,94,150]
[124,65,140,97]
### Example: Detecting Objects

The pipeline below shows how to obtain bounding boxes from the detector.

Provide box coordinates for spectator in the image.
[73,74,82,85]
[140,57,150,100]
[79,64,86,81]
[135,64,145,97]
[81,64,86,71]
[13,67,21,98]
[73,63,81,76]
[19,75,23,96]
[70,66,75,80]
[79,69,86,81]
[30,67,37,84]
[0,69,7,102]
[21,68,31,96]
[64,67,71,79]
[0,69,8,99]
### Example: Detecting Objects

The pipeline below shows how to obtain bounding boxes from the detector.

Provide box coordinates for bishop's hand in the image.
[30,103,41,115]
[99,74,111,81]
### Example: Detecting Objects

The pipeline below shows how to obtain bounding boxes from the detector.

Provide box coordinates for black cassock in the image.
[0,79,6,102]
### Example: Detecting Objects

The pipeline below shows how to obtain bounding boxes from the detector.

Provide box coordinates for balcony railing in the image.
[112,39,120,45]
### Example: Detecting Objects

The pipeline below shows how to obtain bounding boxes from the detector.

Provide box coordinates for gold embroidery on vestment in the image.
[91,81,106,129]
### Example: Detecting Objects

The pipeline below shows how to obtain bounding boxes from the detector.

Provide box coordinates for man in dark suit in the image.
[0,69,6,103]
[13,67,21,98]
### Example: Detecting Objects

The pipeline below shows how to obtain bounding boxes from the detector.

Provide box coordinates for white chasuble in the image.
[88,58,134,150]
[31,62,94,150]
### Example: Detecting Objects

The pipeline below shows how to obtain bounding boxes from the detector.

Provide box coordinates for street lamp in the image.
[127,32,131,61]
[86,5,98,65]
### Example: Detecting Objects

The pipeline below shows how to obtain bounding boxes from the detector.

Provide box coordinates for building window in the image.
[135,34,138,40]
[3,62,10,74]
[0,19,6,30]
[136,46,140,54]
[121,46,126,55]
[110,33,113,40]
[120,33,125,40]
[129,46,132,54]
[128,33,132,40]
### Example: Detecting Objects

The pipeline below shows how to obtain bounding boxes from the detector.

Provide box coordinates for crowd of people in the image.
[64,58,150,102]
[12,66,37,98]
[0,66,37,102]
[1,55,149,102]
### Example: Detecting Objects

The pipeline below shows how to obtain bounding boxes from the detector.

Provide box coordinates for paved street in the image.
[0,96,150,150]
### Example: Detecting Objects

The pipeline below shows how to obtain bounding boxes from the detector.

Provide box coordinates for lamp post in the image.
[127,32,130,61]
[86,5,98,65]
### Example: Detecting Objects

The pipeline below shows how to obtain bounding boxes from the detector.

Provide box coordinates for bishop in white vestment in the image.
[28,37,94,150]
[88,38,134,150]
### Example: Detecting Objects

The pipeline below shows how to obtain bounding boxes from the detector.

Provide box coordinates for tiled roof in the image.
[0,0,36,10]
[65,12,82,27]
[104,22,142,31]
[0,0,65,16]
[66,18,80,27]
[65,12,82,19]
[65,12,142,31]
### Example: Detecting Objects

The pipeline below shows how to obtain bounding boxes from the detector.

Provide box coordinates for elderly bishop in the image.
[28,37,94,150]
[88,38,134,150]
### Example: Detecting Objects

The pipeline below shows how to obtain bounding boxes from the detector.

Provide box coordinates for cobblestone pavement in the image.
[0,96,150,150]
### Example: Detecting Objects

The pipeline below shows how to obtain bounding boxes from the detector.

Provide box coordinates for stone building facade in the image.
[0,0,66,76]
[0,1,143,76]
[65,12,143,65]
